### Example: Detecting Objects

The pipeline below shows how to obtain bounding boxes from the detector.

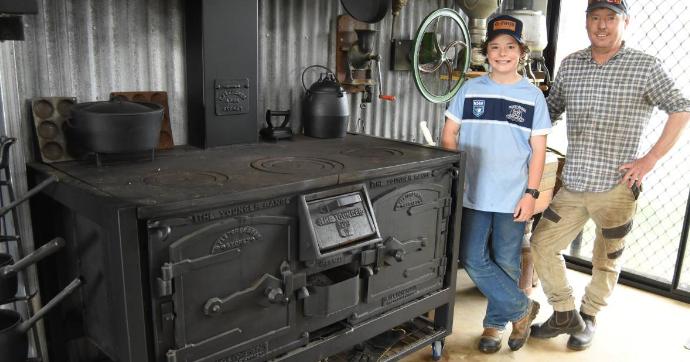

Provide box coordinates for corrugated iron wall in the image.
[260,0,456,143]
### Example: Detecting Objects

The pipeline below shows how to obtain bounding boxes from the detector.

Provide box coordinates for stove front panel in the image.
[149,212,300,362]
[351,167,456,323]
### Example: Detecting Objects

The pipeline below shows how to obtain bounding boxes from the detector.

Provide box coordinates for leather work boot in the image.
[508,300,540,351]
[530,309,585,339]
[567,313,596,350]
[478,328,503,353]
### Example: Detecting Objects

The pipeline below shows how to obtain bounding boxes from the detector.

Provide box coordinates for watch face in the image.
[527,189,539,198]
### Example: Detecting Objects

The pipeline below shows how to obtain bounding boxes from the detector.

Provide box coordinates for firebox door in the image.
[153,216,299,362]
[353,179,453,322]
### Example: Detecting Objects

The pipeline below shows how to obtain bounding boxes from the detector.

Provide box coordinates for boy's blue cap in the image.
[486,15,524,43]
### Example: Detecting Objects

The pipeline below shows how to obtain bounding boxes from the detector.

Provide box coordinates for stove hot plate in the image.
[250,156,344,175]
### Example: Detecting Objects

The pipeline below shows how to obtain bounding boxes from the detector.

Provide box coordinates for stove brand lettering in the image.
[218,90,248,113]
[215,342,267,362]
[381,286,417,306]
[318,255,343,268]
[394,191,424,211]
[218,198,290,218]
[211,226,262,254]
[369,172,431,189]
[191,197,291,223]
[315,207,364,226]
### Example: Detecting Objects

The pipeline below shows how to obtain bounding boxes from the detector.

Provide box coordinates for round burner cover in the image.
[144,171,228,187]
[340,147,403,157]
[251,157,344,174]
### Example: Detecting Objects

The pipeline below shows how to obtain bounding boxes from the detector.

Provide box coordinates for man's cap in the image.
[486,15,523,43]
[586,0,628,14]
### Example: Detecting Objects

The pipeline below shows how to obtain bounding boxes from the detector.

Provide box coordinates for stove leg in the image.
[96,153,102,167]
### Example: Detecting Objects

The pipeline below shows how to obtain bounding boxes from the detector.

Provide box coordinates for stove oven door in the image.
[158,216,296,362]
[354,182,451,322]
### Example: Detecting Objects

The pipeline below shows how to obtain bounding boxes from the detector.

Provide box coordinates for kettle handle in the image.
[301,65,338,92]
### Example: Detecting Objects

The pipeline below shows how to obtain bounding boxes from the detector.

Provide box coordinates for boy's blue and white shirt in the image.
[445,75,552,213]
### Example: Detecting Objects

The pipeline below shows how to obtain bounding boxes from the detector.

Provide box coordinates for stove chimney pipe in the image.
[185,0,258,148]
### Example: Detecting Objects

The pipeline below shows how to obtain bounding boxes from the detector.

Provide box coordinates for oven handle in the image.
[204,273,284,317]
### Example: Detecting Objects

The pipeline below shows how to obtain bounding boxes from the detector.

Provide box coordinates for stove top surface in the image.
[41,135,461,212]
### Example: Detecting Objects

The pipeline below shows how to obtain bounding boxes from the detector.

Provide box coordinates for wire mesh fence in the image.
[555,0,690,289]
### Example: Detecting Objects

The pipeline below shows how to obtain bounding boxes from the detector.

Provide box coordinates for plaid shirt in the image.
[548,43,690,192]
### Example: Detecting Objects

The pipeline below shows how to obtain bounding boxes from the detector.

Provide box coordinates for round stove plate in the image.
[143,171,229,187]
[251,157,344,174]
[340,147,403,158]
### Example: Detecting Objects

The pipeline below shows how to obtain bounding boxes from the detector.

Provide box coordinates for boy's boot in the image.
[508,300,540,351]
[530,309,585,339]
[567,313,596,350]
[478,328,503,353]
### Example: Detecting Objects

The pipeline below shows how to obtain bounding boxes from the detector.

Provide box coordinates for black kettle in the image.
[301,65,350,138]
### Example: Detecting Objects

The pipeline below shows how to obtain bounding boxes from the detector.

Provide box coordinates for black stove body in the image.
[28,135,465,362]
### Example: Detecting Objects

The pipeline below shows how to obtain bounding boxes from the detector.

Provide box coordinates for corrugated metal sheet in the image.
[259,0,456,144]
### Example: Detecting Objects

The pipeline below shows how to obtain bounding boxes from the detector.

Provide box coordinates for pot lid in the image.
[73,100,163,114]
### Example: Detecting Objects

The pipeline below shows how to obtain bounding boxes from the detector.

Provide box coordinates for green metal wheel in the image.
[412,8,471,104]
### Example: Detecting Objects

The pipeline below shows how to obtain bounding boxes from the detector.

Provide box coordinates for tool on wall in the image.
[336,15,395,107]
[410,8,471,103]
[390,0,409,41]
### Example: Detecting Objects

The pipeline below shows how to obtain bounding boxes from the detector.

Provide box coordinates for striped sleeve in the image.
[532,91,552,136]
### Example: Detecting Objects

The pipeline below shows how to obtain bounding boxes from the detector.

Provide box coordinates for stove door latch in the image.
[157,248,242,297]
[203,261,307,317]
[383,237,428,266]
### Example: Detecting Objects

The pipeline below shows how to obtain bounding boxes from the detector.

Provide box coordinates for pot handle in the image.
[18,277,83,334]
[64,117,76,128]
[1,237,65,278]
[0,175,59,218]
[301,65,338,92]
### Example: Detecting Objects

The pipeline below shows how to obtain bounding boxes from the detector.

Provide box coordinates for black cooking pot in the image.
[302,65,350,138]
[0,277,82,362]
[0,237,65,304]
[68,99,164,153]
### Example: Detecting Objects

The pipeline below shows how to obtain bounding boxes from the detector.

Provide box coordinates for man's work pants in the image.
[530,183,638,316]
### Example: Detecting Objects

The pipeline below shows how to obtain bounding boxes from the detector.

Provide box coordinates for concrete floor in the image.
[403,269,690,362]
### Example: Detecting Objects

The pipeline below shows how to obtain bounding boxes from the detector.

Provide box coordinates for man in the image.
[529,0,690,351]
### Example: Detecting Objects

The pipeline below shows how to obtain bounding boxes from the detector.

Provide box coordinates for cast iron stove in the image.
[27,134,465,362]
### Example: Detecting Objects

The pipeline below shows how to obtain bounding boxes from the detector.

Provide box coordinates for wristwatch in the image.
[525,188,540,199]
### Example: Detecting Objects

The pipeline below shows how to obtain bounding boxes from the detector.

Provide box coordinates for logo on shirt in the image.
[506,105,526,123]
[472,100,485,117]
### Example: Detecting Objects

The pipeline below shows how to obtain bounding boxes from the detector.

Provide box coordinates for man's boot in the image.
[567,313,596,350]
[530,309,585,339]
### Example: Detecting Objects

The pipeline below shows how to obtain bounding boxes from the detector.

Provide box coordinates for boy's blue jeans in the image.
[460,207,530,330]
